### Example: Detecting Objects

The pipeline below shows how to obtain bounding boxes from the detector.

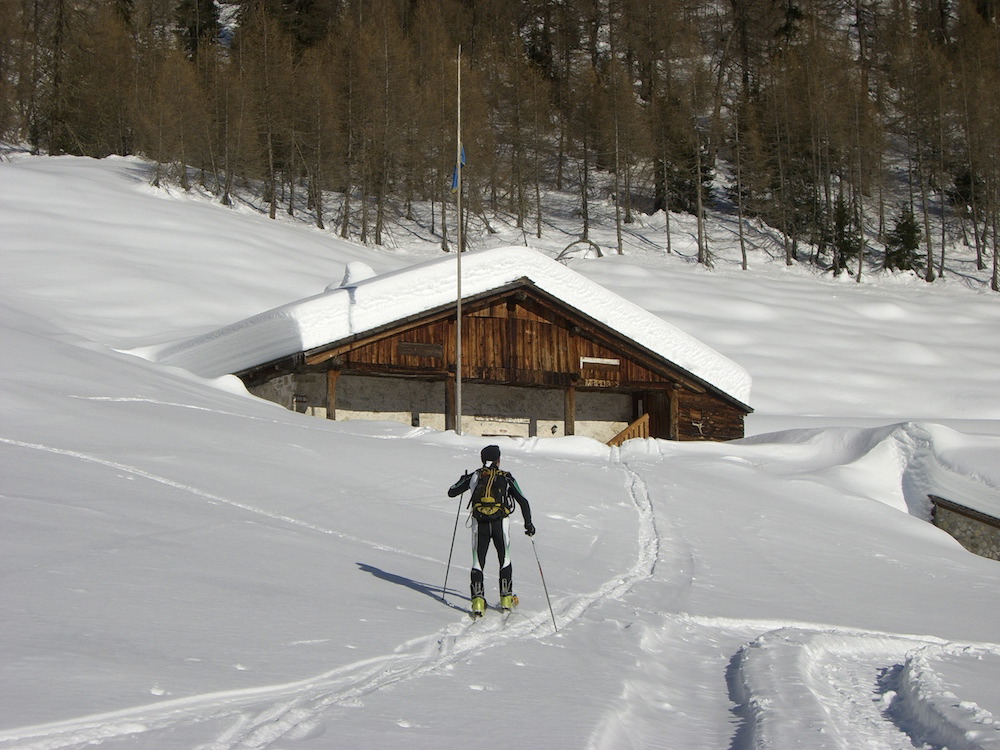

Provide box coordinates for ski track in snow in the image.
[0,448,661,749]
[0,436,439,564]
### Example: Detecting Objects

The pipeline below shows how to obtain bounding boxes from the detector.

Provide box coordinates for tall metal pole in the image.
[455,45,463,436]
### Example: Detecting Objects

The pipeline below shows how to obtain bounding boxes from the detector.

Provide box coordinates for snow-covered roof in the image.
[154,246,752,406]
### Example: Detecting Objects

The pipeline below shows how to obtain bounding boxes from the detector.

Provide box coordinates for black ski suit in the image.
[448,463,534,602]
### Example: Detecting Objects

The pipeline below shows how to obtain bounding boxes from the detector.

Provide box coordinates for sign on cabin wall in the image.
[580,355,621,388]
[473,415,532,438]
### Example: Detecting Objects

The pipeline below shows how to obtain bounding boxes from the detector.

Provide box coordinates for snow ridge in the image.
[890,643,1000,750]
[741,421,1000,520]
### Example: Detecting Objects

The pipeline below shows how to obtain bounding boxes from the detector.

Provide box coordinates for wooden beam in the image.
[326,369,340,420]
[445,376,456,432]
[930,494,1000,529]
[669,386,679,440]
[565,383,576,436]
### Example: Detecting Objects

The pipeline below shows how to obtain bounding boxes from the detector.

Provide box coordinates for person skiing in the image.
[448,444,535,617]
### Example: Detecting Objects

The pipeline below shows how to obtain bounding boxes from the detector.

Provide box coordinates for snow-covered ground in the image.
[2,152,1000,749]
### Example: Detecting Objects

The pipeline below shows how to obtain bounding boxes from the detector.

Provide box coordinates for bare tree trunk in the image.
[580,135,590,241]
[734,114,748,270]
[614,109,623,254]
[938,102,947,278]
[992,195,999,292]
[287,152,295,217]
[340,190,351,239]
[360,184,369,244]
[440,190,449,251]
[535,180,543,240]
[696,140,708,265]
[662,147,672,254]
[918,155,935,282]
[266,131,277,219]
[855,102,865,283]
[877,150,886,241]
[375,165,386,246]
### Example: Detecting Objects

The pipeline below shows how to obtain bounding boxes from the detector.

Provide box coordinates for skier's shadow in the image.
[356,563,468,613]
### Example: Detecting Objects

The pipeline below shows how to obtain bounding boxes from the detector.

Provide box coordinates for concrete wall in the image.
[932,500,1000,562]
[338,375,447,429]
[249,373,631,442]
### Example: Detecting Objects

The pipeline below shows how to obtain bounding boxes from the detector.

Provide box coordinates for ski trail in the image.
[0,614,544,750]
[0,448,660,750]
[551,448,661,626]
[0,436,438,563]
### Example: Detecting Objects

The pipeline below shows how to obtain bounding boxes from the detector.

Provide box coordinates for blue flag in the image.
[450,145,466,192]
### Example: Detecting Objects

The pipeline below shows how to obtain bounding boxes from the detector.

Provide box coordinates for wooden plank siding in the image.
[239,281,750,441]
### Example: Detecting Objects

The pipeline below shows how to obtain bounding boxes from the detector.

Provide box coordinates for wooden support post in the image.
[669,386,680,440]
[445,375,456,432]
[564,383,576,436]
[326,370,340,420]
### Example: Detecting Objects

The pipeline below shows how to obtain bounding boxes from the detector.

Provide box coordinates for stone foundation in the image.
[930,495,1000,562]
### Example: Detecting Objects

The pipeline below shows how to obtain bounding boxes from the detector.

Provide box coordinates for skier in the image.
[448,444,535,617]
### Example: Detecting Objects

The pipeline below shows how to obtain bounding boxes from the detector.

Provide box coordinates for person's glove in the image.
[524,522,536,537]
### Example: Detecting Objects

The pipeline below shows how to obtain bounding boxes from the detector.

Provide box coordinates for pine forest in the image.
[3,0,1000,289]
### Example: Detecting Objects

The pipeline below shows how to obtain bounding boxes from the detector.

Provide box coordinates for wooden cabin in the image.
[159,248,752,444]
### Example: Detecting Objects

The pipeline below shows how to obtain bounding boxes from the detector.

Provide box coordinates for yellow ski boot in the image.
[500,594,519,612]
[470,596,487,619]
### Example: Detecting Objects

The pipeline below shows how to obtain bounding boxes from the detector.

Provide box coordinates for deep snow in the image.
[2,152,1000,750]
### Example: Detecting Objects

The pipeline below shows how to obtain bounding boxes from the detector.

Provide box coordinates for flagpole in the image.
[455,44,463,436]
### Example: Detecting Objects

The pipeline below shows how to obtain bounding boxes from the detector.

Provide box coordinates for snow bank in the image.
[739,421,1000,519]
[892,644,1000,750]
[150,247,752,405]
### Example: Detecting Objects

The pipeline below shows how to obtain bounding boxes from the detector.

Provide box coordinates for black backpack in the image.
[469,468,515,521]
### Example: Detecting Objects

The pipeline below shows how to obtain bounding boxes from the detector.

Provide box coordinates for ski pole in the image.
[441,491,465,601]
[530,537,558,633]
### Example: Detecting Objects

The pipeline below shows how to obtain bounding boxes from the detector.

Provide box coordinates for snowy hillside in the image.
[2,153,1000,749]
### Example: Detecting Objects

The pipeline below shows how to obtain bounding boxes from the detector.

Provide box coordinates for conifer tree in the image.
[885,205,923,272]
